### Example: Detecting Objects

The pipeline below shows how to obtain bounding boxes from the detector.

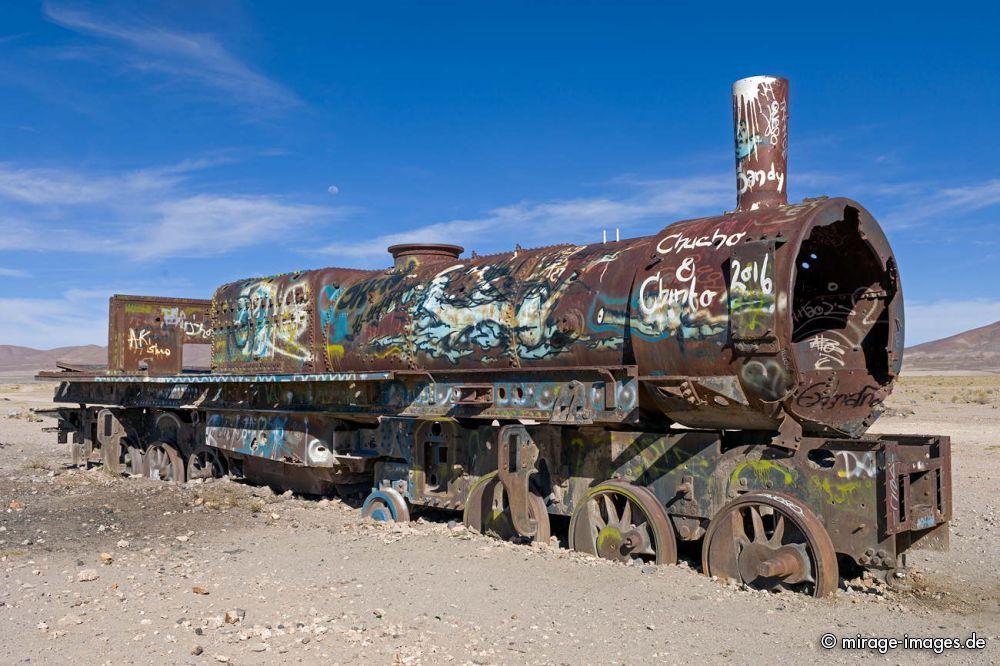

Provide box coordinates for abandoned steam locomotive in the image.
[40,76,950,597]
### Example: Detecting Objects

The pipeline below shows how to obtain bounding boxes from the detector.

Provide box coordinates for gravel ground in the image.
[1,378,998,664]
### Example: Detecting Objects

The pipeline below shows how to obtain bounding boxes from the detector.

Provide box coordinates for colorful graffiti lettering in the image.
[225,278,313,364]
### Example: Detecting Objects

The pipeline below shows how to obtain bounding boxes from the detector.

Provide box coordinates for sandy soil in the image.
[1,377,998,664]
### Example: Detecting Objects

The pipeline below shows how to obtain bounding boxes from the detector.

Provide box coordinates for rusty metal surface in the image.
[196,194,901,438]
[496,424,542,538]
[108,295,213,375]
[568,480,677,565]
[702,491,839,597]
[733,75,789,211]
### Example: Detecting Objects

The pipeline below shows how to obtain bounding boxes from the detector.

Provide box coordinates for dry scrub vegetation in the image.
[885,375,1000,410]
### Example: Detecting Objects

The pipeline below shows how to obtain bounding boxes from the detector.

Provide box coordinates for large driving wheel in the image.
[143,442,185,483]
[187,447,227,480]
[569,480,677,565]
[702,492,839,597]
[463,472,550,543]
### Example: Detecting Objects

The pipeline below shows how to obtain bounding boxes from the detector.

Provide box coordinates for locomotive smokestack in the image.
[732,75,789,211]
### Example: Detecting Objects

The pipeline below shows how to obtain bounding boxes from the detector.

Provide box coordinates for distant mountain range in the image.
[0,344,210,375]
[903,319,1000,373]
[1,320,998,375]
[0,344,107,372]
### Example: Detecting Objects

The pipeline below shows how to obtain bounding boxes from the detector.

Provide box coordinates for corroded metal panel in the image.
[107,295,212,375]
[211,272,321,374]
[196,196,899,438]
[306,243,634,373]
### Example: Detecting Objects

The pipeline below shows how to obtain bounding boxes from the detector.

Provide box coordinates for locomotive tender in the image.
[40,76,951,597]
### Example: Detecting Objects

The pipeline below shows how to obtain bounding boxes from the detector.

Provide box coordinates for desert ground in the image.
[1,376,998,664]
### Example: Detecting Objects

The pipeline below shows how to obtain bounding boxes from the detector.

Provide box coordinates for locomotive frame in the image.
[37,76,952,597]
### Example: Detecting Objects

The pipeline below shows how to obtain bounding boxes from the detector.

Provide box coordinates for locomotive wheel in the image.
[187,447,227,480]
[143,442,185,483]
[569,480,677,565]
[463,472,550,543]
[361,488,410,523]
[702,492,838,597]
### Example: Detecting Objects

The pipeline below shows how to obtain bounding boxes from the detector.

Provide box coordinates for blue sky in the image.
[1,1,998,348]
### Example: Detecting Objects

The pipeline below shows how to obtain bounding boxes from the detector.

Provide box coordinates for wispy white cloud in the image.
[316,175,732,264]
[0,164,122,204]
[0,267,30,278]
[880,179,1000,229]
[0,293,107,348]
[136,194,331,260]
[905,299,1000,346]
[0,160,346,260]
[42,2,298,113]
[792,171,1000,230]
[0,279,210,347]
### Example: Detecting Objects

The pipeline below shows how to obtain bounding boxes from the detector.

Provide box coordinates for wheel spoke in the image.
[589,498,607,530]
[731,510,751,546]
[621,499,633,528]
[749,506,766,543]
[634,523,655,556]
[602,494,618,526]
[770,514,786,546]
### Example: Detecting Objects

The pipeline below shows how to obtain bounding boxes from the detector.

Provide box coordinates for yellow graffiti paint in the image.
[567,436,588,473]
[614,437,670,480]
[809,476,865,504]
[730,459,794,487]
[325,344,345,364]
[372,346,404,360]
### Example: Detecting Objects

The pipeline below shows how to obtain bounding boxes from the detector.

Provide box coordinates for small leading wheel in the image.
[569,480,677,565]
[187,447,227,480]
[143,442,185,483]
[463,472,551,543]
[361,488,410,523]
[702,492,839,597]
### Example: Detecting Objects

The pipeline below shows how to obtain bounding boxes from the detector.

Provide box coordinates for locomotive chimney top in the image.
[388,243,464,270]
[732,75,789,211]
